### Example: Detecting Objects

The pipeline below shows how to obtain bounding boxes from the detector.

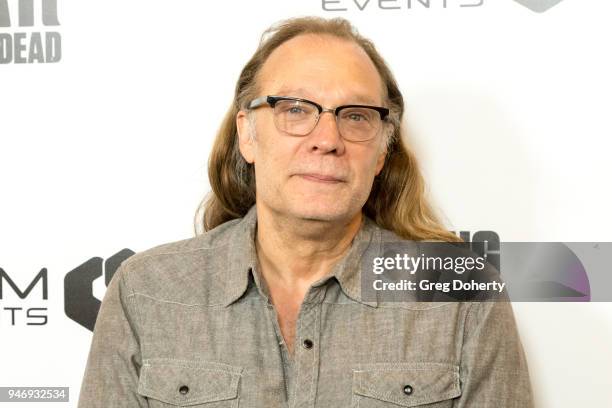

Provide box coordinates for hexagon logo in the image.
[64,248,135,331]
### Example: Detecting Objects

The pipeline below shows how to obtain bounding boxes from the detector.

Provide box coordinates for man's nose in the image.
[307,111,345,154]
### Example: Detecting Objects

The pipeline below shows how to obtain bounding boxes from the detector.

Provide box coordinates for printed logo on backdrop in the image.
[320,0,564,13]
[0,249,134,328]
[0,267,47,325]
[321,0,485,11]
[64,249,135,331]
[512,0,564,13]
[0,0,61,64]
[455,230,500,270]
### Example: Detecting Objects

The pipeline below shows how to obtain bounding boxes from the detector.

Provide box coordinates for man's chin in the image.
[288,204,352,223]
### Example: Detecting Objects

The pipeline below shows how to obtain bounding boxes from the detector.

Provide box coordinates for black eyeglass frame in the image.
[247,95,391,135]
[248,95,390,120]
[246,95,391,141]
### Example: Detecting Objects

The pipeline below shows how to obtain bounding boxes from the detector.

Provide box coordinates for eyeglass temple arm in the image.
[247,96,270,109]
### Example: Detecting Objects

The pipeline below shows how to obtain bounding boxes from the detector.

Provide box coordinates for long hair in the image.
[194,16,461,242]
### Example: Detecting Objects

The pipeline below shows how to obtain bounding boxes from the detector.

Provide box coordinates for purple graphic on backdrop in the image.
[506,243,590,301]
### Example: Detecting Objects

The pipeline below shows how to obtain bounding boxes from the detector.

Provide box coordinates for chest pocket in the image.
[137,358,242,407]
[351,362,461,407]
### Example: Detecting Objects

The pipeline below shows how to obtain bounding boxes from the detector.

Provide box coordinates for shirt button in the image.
[179,385,190,395]
[302,339,314,349]
[403,384,413,395]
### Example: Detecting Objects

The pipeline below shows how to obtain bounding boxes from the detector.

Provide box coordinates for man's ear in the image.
[375,148,386,176]
[375,126,394,176]
[236,110,256,164]
[374,136,388,176]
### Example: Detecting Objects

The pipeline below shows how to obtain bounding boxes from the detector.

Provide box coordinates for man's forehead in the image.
[270,86,381,106]
[255,34,385,106]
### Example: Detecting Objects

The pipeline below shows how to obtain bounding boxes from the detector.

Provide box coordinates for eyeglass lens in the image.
[273,99,382,141]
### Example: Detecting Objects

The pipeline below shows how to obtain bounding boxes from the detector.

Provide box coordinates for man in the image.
[79,16,534,407]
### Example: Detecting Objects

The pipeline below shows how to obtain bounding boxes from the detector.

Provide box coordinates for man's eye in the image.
[342,108,375,123]
[348,113,366,121]
[344,111,371,122]
[289,106,306,114]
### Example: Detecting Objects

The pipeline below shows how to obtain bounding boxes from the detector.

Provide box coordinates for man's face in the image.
[237,34,388,223]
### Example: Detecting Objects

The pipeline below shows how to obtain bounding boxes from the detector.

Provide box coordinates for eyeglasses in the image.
[247,95,390,142]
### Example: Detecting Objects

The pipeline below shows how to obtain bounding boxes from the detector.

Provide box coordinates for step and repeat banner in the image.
[1,0,611,406]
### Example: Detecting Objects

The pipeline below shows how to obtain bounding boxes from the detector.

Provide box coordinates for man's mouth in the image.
[295,173,345,183]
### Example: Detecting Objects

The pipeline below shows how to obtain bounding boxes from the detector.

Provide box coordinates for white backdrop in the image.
[1,0,611,406]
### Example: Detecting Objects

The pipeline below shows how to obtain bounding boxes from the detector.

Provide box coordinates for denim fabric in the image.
[78,204,534,407]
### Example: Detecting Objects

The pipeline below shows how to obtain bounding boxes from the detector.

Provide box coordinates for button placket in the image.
[266,303,292,403]
[291,290,323,408]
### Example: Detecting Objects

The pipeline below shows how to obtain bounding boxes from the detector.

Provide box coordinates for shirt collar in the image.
[223,204,381,308]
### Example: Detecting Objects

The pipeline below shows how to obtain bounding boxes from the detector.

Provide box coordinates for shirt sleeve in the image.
[77,262,149,407]
[453,301,535,407]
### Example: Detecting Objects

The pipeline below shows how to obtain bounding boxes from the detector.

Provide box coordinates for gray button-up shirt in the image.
[78,204,534,407]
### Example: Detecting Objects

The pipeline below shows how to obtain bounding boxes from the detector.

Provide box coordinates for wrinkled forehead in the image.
[256,34,386,106]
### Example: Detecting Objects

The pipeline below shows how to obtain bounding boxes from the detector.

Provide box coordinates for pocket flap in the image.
[353,362,461,407]
[138,358,242,406]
